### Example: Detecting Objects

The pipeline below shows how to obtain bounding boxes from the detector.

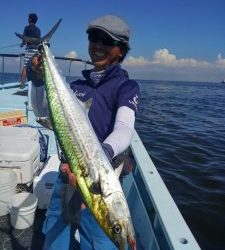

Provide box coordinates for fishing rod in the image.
[0,43,20,50]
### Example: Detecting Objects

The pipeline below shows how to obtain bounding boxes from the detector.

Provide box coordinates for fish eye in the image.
[112,224,122,234]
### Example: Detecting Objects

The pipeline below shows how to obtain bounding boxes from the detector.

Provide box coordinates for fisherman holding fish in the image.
[26,15,139,250]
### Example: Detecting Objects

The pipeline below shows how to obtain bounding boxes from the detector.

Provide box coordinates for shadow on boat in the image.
[0,208,46,250]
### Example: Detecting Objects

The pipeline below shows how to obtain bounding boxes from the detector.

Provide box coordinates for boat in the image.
[221,79,225,83]
[0,53,201,250]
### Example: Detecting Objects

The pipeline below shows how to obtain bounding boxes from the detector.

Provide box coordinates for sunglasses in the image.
[88,32,119,46]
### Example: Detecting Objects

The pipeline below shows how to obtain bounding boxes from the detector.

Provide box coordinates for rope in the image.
[0,43,21,50]
[2,230,25,250]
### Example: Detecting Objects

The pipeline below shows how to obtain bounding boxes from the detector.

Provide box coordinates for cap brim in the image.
[86,26,126,42]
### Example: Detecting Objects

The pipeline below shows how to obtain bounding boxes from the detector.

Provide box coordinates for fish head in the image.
[104,192,136,250]
[110,219,137,250]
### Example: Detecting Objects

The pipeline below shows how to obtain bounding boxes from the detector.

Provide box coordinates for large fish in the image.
[16,20,136,250]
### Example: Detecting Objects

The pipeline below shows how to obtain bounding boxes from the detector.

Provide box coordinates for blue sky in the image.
[1,0,225,82]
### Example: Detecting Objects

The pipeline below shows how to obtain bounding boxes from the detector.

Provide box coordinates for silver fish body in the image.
[41,43,136,250]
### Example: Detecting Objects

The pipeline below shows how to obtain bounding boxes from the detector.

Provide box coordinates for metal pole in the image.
[2,56,4,75]
[0,56,3,83]
[19,55,22,81]
[68,60,72,77]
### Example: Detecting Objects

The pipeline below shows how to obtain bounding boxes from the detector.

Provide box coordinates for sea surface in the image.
[1,73,225,250]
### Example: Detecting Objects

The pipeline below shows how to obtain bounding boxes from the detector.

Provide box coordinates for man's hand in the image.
[60,163,86,209]
[60,163,77,187]
[26,55,44,83]
[31,55,43,76]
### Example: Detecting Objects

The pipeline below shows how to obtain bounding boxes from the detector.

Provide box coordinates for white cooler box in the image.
[33,154,60,209]
[0,126,40,185]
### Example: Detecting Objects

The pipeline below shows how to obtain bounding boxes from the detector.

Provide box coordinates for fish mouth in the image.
[116,241,136,250]
[115,237,136,250]
[114,236,127,250]
[116,242,126,250]
[128,237,137,250]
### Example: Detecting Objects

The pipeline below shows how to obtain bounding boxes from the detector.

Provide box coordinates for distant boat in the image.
[221,79,225,83]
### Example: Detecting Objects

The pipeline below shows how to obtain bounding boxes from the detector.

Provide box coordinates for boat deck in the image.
[0,82,201,250]
[0,83,54,250]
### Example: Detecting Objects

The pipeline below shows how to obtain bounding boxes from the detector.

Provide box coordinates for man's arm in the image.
[103,106,135,158]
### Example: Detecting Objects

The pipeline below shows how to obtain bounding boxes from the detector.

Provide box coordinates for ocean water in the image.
[136,79,225,250]
[1,73,225,250]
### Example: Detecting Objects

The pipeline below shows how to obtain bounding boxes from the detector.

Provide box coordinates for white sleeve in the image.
[103,106,135,158]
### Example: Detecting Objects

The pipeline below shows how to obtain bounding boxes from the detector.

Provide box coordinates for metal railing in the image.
[0,53,93,79]
[0,53,24,76]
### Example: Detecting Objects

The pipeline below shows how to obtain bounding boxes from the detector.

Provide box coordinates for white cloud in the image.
[152,49,176,65]
[154,49,211,68]
[2,47,224,82]
[122,48,225,82]
[216,53,225,67]
[124,56,150,66]
[124,48,212,68]
[64,51,78,59]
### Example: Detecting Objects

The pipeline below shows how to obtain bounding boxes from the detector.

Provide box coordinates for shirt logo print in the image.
[74,90,86,97]
[129,94,138,110]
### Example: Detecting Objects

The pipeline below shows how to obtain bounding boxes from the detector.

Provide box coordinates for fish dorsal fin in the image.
[78,98,93,112]
[114,162,124,178]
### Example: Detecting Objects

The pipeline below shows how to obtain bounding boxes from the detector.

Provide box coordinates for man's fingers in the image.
[61,163,70,174]
[61,163,77,186]
[69,174,77,186]
[37,55,43,66]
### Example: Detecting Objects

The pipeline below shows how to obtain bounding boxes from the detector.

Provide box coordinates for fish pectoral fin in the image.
[78,98,93,113]
[84,98,93,110]
[15,33,40,44]
[36,117,53,130]
[114,162,124,178]
[89,182,102,194]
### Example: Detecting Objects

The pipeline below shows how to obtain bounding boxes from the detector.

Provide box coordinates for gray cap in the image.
[86,15,130,43]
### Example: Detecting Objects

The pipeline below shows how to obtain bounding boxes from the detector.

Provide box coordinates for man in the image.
[29,15,139,250]
[20,13,41,88]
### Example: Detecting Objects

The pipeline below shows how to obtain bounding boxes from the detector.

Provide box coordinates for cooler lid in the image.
[0,137,40,162]
[0,126,38,140]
